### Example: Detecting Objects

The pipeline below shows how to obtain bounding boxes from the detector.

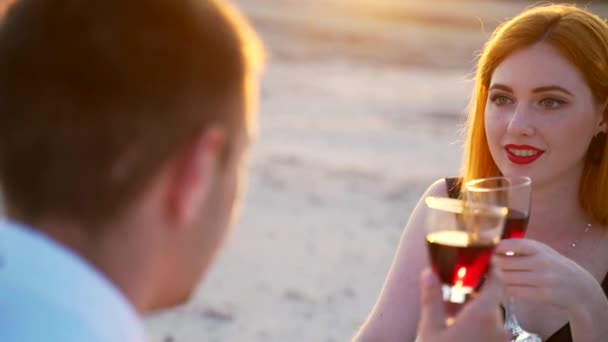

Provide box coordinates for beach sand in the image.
[145,1,608,341]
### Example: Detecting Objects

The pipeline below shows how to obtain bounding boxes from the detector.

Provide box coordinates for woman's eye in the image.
[490,95,513,106]
[539,98,566,109]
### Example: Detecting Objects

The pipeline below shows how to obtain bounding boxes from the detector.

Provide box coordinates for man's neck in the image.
[30,217,158,314]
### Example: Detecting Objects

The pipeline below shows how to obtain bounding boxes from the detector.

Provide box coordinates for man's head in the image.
[0,0,264,310]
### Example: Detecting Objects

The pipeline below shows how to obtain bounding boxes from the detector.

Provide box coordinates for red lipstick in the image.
[504,144,544,165]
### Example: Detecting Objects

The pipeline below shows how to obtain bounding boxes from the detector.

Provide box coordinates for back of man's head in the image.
[0,0,263,230]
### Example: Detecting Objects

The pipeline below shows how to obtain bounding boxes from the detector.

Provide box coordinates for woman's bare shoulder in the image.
[425,178,450,197]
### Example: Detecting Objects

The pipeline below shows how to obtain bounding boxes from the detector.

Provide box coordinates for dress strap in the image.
[444,177,462,199]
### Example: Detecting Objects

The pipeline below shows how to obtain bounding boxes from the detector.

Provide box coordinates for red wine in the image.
[426,231,496,291]
[501,209,529,239]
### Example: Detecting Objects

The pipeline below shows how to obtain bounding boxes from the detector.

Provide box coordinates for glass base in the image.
[441,284,473,304]
[441,284,473,326]
[506,326,542,342]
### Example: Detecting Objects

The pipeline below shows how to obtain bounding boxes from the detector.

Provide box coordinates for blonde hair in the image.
[462,4,608,224]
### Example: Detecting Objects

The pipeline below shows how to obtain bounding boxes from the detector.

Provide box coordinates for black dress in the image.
[444,177,608,342]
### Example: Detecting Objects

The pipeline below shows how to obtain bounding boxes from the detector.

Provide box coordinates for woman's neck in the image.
[526,173,589,241]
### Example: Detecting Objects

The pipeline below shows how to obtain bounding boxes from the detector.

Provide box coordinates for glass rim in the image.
[425,196,508,217]
[465,176,531,192]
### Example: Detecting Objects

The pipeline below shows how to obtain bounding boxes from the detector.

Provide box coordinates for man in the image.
[0,0,505,341]
[0,0,263,340]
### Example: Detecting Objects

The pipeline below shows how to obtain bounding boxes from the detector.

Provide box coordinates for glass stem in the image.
[504,295,522,332]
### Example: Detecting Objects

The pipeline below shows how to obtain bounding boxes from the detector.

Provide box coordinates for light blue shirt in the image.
[0,220,145,342]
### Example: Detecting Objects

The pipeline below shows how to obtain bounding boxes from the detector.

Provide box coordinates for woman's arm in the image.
[353,179,449,342]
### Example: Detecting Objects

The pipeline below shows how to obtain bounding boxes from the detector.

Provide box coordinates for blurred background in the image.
[146,1,608,341]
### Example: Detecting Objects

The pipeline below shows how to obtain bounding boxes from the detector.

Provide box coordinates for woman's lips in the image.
[504,144,544,165]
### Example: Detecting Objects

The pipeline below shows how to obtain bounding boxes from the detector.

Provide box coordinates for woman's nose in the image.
[506,104,535,137]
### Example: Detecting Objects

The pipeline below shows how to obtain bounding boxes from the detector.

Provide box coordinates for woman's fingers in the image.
[495,239,543,257]
[502,283,557,304]
[497,269,541,286]
[493,254,537,271]
[472,268,505,307]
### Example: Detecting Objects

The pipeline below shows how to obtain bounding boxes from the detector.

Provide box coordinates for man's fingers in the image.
[418,268,447,335]
[457,268,504,325]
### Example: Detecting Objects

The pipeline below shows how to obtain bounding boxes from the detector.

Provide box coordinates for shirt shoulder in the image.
[0,222,145,342]
[0,282,105,342]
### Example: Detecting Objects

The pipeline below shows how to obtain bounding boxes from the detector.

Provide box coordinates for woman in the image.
[355,4,608,342]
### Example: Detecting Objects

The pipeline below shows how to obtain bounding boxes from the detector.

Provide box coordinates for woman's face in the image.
[485,42,606,188]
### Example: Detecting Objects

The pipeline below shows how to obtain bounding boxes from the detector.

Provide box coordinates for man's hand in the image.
[417,268,507,342]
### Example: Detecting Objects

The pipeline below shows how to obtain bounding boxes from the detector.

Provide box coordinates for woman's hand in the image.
[494,238,597,312]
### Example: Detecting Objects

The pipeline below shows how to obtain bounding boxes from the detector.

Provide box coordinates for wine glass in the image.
[465,176,540,342]
[424,196,507,324]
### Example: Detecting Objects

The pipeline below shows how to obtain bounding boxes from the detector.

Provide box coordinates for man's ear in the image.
[599,99,608,134]
[599,118,608,134]
[164,125,226,229]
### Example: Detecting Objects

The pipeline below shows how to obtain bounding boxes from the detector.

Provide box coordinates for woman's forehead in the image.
[490,43,588,94]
